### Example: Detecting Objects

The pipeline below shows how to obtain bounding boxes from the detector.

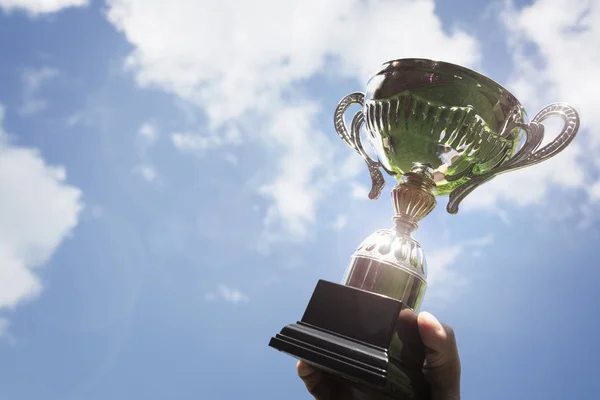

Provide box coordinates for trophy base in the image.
[269,280,430,399]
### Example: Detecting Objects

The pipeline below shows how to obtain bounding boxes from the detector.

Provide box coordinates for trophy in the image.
[269,58,580,399]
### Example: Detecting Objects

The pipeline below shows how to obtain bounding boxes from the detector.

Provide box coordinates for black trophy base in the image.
[269,280,430,399]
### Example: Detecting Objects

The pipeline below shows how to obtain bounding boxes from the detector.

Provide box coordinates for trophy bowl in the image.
[334,58,579,213]
[270,58,580,400]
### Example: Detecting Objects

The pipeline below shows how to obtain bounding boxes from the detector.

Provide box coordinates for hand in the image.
[297,312,461,400]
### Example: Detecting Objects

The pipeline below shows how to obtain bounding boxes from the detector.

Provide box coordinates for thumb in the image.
[297,361,332,400]
[417,312,461,399]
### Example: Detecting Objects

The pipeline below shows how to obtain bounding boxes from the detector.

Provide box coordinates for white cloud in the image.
[351,182,369,200]
[472,0,596,216]
[0,104,83,310]
[223,153,238,165]
[107,0,479,124]
[0,0,86,15]
[132,164,157,182]
[18,67,58,116]
[137,123,158,146]
[204,285,249,304]
[133,123,160,183]
[331,214,348,231]
[426,245,463,288]
[590,181,600,202]
[503,0,598,129]
[107,0,481,244]
[258,103,333,241]
[65,112,84,127]
[425,235,494,308]
[170,126,242,157]
[425,234,494,303]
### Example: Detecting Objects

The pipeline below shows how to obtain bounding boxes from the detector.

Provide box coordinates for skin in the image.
[297,312,461,400]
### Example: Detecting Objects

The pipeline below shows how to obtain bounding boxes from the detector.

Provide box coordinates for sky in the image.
[0,0,599,399]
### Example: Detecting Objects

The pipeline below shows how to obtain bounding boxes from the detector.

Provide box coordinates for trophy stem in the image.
[392,163,437,235]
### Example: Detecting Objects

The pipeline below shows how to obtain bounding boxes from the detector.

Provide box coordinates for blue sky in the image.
[0,0,599,399]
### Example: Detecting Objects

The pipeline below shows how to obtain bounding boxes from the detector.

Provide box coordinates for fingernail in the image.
[419,312,445,336]
[297,361,315,377]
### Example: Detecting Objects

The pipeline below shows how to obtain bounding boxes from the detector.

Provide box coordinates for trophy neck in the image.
[391,168,437,235]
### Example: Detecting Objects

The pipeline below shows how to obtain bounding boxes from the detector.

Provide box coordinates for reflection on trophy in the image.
[269,59,580,399]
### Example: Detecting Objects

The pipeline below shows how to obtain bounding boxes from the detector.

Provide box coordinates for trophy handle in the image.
[334,92,386,200]
[447,103,580,214]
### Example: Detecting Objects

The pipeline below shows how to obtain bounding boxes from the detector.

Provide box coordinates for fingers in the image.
[297,361,331,400]
[297,360,314,377]
[418,312,457,357]
[417,312,461,399]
